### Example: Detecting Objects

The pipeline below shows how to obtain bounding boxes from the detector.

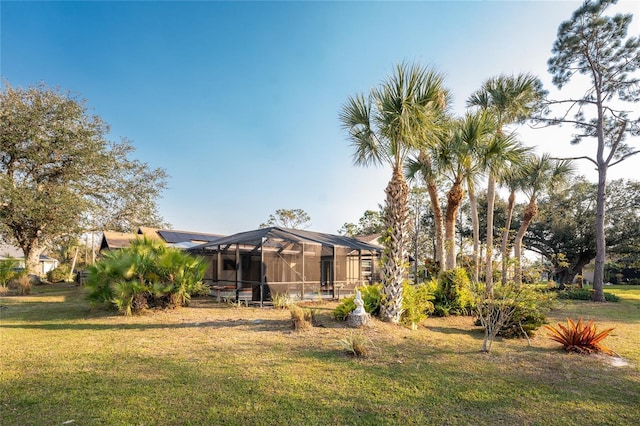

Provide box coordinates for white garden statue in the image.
[353,290,366,315]
[347,290,370,327]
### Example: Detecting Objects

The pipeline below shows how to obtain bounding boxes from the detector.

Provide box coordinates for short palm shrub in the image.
[85,237,207,315]
[332,284,383,321]
[401,281,435,330]
[0,257,23,291]
[545,318,616,355]
[433,268,475,316]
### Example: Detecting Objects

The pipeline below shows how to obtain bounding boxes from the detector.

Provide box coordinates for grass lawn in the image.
[1,284,639,425]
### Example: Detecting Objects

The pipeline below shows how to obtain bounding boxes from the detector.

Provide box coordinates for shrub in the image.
[290,304,312,330]
[401,281,435,330]
[473,281,535,352]
[433,268,475,316]
[545,318,616,355]
[337,331,370,357]
[332,284,383,321]
[556,287,620,302]
[474,284,555,340]
[497,286,555,338]
[85,237,207,315]
[272,292,294,310]
[9,276,32,295]
[0,257,23,287]
[47,264,71,283]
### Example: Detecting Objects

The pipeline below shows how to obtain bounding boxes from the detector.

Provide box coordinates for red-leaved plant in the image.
[544,318,616,356]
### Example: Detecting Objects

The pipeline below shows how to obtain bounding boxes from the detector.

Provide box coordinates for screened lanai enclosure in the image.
[188,227,381,304]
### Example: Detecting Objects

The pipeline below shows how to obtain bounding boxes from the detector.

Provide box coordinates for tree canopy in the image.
[544,0,640,300]
[0,82,168,274]
[259,208,312,229]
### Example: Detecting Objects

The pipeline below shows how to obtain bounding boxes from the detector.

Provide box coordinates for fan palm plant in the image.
[340,62,448,323]
[467,73,544,293]
[513,154,574,284]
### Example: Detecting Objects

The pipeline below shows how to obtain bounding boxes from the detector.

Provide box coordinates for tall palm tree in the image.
[459,111,498,282]
[499,165,528,285]
[340,62,448,323]
[434,111,494,270]
[406,151,446,272]
[513,154,574,284]
[467,73,544,293]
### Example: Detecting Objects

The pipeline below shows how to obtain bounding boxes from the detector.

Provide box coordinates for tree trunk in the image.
[485,175,496,294]
[592,164,607,302]
[425,176,445,271]
[21,241,45,276]
[468,186,480,284]
[514,199,538,285]
[381,166,410,323]
[444,182,464,270]
[501,190,516,285]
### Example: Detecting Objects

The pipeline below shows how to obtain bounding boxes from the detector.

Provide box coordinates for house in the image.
[188,226,382,304]
[0,243,59,276]
[99,228,223,251]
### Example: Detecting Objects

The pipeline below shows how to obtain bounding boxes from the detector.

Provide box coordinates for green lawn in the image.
[1,284,639,425]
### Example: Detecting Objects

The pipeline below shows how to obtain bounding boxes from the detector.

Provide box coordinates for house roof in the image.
[189,227,382,253]
[157,230,223,244]
[100,231,137,250]
[100,228,225,251]
[355,233,382,246]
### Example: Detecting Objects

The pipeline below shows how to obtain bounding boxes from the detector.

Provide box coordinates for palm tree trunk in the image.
[501,190,516,284]
[425,176,445,271]
[444,182,464,270]
[468,184,480,284]
[381,166,410,323]
[514,199,538,285]
[485,175,496,294]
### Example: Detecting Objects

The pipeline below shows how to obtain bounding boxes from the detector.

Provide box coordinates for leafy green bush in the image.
[556,287,620,302]
[433,268,475,316]
[47,264,71,282]
[332,284,383,321]
[496,286,556,338]
[401,281,435,330]
[85,237,207,315]
[474,283,556,339]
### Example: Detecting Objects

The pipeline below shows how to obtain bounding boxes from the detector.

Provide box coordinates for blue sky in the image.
[2,1,638,235]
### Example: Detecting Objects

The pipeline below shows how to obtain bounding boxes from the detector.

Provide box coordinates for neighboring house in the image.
[99,228,223,251]
[188,226,382,304]
[0,243,59,276]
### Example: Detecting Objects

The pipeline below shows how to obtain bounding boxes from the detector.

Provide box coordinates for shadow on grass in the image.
[0,318,293,332]
[425,325,482,338]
